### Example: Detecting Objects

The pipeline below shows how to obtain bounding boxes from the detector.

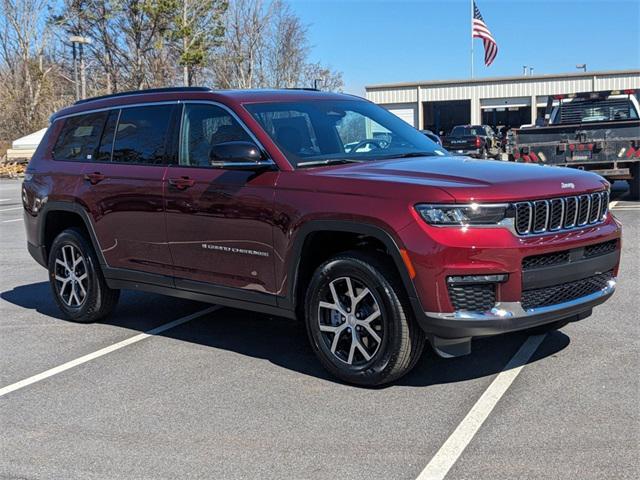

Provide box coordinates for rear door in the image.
[75,104,177,278]
[164,102,279,301]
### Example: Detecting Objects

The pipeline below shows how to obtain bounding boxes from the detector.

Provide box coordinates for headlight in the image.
[416,203,509,226]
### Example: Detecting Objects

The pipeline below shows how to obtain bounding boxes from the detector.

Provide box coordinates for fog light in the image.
[447,274,508,284]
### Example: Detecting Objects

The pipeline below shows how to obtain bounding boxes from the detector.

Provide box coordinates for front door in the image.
[75,104,177,277]
[164,103,279,301]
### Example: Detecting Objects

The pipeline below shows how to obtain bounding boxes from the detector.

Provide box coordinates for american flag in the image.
[472,1,498,66]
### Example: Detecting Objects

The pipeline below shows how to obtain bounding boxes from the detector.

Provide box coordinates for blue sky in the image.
[290,0,640,94]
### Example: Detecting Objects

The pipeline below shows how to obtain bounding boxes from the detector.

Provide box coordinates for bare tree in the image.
[173,0,227,86]
[0,0,64,139]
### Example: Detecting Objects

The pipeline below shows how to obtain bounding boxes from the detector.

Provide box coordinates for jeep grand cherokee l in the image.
[22,87,622,386]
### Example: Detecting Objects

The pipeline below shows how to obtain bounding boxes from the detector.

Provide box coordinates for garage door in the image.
[387,107,416,127]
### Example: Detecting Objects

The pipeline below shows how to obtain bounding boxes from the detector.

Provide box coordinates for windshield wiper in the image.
[376,151,437,159]
[297,158,364,167]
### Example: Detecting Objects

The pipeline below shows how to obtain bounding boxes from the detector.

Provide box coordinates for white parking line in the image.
[0,305,220,398]
[609,201,618,209]
[2,218,22,223]
[0,206,22,212]
[416,334,546,480]
[0,198,12,202]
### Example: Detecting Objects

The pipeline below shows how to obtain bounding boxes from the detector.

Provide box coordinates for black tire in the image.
[48,228,119,322]
[479,147,488,159]
[628,163,640,201]
[304,251,425,386]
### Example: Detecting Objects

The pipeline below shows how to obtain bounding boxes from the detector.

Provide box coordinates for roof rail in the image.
[284,87,320,91]
[73,86,211,105]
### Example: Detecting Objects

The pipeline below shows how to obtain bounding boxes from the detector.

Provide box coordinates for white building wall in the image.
[365,70,640,129]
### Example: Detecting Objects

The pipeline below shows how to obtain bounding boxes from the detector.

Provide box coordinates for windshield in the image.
[244,100,447,167]
[450,126,485,136]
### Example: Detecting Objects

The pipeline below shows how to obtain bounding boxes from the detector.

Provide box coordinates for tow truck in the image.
[511,89,640,199]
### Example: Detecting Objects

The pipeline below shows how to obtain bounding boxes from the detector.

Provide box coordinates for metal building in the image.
[365,69,640,134]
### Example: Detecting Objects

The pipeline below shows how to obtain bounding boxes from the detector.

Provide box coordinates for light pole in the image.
[69,36,92,100]
[576,64,587,72]
[522,65,527,75]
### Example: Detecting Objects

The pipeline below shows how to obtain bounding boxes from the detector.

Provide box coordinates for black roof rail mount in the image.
[74,86,211,105]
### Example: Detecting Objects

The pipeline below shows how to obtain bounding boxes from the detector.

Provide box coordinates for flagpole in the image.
[470,0,474,79]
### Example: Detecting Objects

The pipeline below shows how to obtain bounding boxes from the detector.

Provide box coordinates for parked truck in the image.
[511,89,640,199]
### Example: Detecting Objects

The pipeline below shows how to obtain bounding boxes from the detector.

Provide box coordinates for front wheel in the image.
[48,228,120,322]
[304,251,425,386]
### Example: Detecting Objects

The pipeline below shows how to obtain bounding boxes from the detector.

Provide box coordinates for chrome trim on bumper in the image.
[426,278,616,321]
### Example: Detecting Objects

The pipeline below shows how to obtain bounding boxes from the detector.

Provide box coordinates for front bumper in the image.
[419,277,615,339]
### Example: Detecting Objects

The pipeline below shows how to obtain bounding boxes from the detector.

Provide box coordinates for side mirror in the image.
[209,141,273,169]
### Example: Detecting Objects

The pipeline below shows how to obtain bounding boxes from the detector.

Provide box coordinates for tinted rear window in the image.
[558,98,639,124]
[52,112,108,161]
[450,126,485,136]
[111,105,173,164]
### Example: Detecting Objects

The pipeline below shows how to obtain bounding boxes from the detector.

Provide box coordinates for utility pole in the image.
[69,36,92,100]
[72,42,80,100]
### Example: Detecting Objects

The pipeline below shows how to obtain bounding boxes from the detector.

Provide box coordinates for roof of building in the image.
[366,69,640,90]
[12,128,47,150]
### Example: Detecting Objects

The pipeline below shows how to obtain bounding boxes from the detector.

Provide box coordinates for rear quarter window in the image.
[51,112,108,161]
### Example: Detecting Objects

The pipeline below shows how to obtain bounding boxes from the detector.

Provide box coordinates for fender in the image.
[280,220,424,317]
[37,200,108,266]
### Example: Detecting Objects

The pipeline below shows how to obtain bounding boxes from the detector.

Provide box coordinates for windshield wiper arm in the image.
[297,158,364,167]
[377,152,437,159]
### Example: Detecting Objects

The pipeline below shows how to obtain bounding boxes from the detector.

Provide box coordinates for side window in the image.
[95,110,120,162]
[111,105,173,165]
[51,112,108,161]
[180,104,252,167]
[250,108,320,157]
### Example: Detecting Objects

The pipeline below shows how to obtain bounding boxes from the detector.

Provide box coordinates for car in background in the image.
[420,129,442,146]
[442,124,501,159]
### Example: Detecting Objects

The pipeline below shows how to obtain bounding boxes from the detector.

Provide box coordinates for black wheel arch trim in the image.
[280,220,423,316]
[36,201,107,267]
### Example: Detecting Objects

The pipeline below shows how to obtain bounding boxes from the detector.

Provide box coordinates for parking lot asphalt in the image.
[1,178,638,480]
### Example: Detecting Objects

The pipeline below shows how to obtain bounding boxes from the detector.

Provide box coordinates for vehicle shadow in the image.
[1,282,571,388]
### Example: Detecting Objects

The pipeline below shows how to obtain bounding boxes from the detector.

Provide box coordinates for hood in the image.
[309,156,608,203]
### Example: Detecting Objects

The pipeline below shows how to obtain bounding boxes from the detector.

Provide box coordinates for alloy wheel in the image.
[317,276,384,366]
[54,244,88,307]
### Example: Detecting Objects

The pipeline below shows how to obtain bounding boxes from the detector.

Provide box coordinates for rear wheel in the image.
[48,228,120,322]
[479,147,488,159]
[304,251,425,386]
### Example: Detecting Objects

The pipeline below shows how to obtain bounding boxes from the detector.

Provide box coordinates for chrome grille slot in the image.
[600,191,609,220]
[589,193,601,223]
[548,199,564,230]
[564,197,578,228]
[512,191,608,237]
[577,194,590,225]
[533,200,549,233]
[514,202,532,235]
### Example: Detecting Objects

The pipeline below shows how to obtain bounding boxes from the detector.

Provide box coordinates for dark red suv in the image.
[22,87,622,386]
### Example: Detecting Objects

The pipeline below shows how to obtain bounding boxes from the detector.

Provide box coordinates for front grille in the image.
[521,270,614,310]
[514,191,609,236]
[448,284,496,312]
[522,250,570,270]
[522,239,617,271]
[584,239,617,258]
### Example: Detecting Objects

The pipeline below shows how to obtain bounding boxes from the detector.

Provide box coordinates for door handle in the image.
[84,172,106,184]
[168,176,195,190]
